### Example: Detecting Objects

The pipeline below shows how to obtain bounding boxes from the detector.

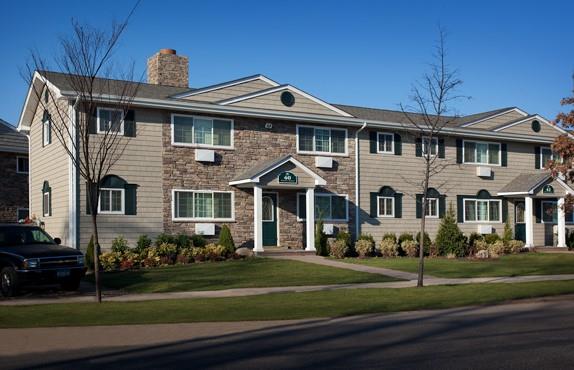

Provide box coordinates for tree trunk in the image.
[91,213,102,303]
[418,158,431,287]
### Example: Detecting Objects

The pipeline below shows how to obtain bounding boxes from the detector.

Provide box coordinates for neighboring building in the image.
[17,49,571,251]
[0,119,29,223]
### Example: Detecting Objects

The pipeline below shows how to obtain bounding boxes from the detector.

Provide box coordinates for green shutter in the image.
[415,194,423,219]
[535,147,541,169]
[501,143,507,167]
[124,110,136,137]
[124,184,137,215]
[456,139,463,163]
[438,138,445,158]
[502,199,508,222]
[394,133,402,155]
[369,131,377,153]
[415,138,422,157]
[456,195,464,223]
[535,199,541,223]
[394,193,402,218]
[298,194,306,219]
[370,192,378,217]
[48,188,52,216]
[439,195,446,218]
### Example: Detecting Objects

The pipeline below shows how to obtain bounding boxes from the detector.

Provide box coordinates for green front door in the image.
[262,193,278,246]
[515,201,526,242]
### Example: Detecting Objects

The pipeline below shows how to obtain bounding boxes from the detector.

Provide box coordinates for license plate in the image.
[57,269,70,278]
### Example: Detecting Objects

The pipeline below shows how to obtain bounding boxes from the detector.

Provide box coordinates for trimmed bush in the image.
[205,243,227,261]
[382,233,397,243]
[503,220,513,243]
[468,232,483,248]
[111,236,129,254]
[155,233,176,246]
[315,220,328,256]
[415,231,432,255]
[475,239,489,252]
[401,240,418,257]
[358,233,375,244]
[135,235,152,253]
[336,230,352,247]
[85,235,97,271]
[379,238,399,257]
[507,239,525,254]
[329,239,349,259]
[175,234,192,249]
[435,204,466,257]
[484,233,501,244]
[191,234,207,248]
[156,243,178,264]
[355,238,375,258]
[488,240,506,257]
[398,233,414,245]
[218,225,235,254]
[99,251,122,272]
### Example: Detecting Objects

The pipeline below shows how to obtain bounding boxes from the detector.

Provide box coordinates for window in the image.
[99,188,125,214]
[463,141,501,165]
[463,199,501,222]
[298,193,348,221]
[422,137,438,157]
[541,201,557,224]
[297,126,347,155]
[17,157,29,174]
[173,190,233,221]
[97,108,124,134]
[377,133,394,154]
[42,118,51,146]
[425,198,439,218]
[377,196,394,217]
[515,202,525,224]
[172,115,233,148]
[17,208,29,222]
[42,189,50,217]
[540,147,553,169]
[262,196,274,222]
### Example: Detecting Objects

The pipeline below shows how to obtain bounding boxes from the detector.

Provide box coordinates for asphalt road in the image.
[2,296,574,369]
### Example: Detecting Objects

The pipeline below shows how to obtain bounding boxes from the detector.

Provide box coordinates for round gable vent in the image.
[531,120,541,132]
[281,91,295,107]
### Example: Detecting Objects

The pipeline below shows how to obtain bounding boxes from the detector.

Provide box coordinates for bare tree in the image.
[22,3,141,302]
[400,27,466,287]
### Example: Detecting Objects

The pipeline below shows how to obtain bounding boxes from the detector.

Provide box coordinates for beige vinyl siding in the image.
[466,110,526,130]
[230,90,344,116]
[29,94,70,244]
[184,80,275,102]
[497,119,563,139]
[359,131,548,242]
[78,108,164,250]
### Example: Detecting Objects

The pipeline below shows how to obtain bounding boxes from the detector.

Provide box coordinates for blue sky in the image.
[1,0,573,126]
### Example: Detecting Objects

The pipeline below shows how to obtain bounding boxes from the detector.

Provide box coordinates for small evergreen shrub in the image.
[468,232,483,249]
[382,233,397,243]
[175,234,192,249]
[111,236,129,254]
[205,243,227,261]
[415,231,431,255]
[358,233,375,244]
[329,239,349,259]
[135,235,152,252]
[484,233,501,244]
[567,230,574,250]
[355,239,375,258]
[218,225,235,254]
[85,235,97,271]
[507,240,525,254]
[191,234,207,248]
[488,240,506,257]
[315,220,328,256]
[401,240,418,257]
[155,233,176,246]
[398,233,414,245]
[475,239,489,252]
[503,220,513,243]
[379,238,398,257]
[336,230,352,247]
[435,204,466,257]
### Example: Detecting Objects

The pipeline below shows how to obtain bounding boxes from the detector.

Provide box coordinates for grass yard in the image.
[341,253,574,278]
[2,280,573,328]
[92,258,399,293]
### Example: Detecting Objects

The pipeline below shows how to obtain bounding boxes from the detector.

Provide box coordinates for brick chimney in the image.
[147,49,189,87]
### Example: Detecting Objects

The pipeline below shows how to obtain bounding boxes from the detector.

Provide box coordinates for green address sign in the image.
[278,171,298,184]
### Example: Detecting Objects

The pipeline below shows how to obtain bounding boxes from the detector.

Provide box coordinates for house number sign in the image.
[278,171,298,184]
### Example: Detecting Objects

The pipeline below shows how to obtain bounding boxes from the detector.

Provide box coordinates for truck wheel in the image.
[1,267,19,297]
[61,279,81,292]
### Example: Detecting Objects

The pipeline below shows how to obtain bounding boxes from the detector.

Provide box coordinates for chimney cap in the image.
[160,48,176,55]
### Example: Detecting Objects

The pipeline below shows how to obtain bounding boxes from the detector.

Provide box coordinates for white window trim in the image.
[98,188,125,215]
[422,136,439,158]
[170,113,235,150]
[540,147,553,169]
[42,191,50,217]
[541,200,558,224]
[463,198,502,223]
[462,140,502,166]
[16,156,29,174]
[96,107,125,135]
[16,208,29,222]
[296,124,348,156]
[376,196,395,218]
[42,119,51,146]
[296,193,349,222]
[425,198,439,218]
[377,132,395,154]
[171,189,235,222]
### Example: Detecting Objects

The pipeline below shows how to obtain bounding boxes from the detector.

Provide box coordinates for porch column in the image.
[525,196,534,248]
[558,197,567,248]
[253,185,264,252]
[305,187,316,251]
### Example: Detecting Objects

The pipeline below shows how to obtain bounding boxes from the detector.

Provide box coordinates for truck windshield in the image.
[0,226,55,247]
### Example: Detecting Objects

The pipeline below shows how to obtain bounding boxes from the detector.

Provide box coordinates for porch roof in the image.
[497,173,551,196]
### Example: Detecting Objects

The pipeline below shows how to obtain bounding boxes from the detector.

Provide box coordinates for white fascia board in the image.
[251,156,327,186]
[555,178,574,195]
[497,191,530,196]
[493,114,572,138]
[17,71,64,132]
[171,75,280,99]
[460,108,528,128]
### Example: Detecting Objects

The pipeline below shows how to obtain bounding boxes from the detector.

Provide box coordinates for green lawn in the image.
[92,258,399,293]
[341,253,574,278]
[2,280,573,328]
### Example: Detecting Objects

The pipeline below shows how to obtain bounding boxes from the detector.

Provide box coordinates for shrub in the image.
[191,247,207,262]
[358,234,375,244]
[488,240,506,257]
[218,225,235,254]
[85,235,97,271]
[329,239,349,259]
[99,251,122,271]
[205,243,227,261]
[175,233,192,249]
[435,204,466,257]
[567,229,574,250]
[176,250,192,264]
[379,238,398,257]
[484,233,501,244]
[315,220,328,256]
[382,233,397,243]
[135,235,152,252]
[191,234,207,248]
[503,220,513,243]
[468,232,483,248]
[401,240,418,257]
[155,233,176,246]
[475,239,489,252]
[111,236,129,254]
[507,239,525,254]
[355,238,375,258]
[156,243,178,259]
[398,233,414,245]
[140,247,161,268]
[336,230,352,248]
[415,231,432,255]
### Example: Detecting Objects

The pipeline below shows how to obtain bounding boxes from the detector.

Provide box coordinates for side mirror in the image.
[54,237,62,245]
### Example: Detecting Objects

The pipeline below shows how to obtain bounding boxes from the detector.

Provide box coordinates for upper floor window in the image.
[425,197,439,218]
[97,107,124,135]
[463,199,501,222]
[377,133,394,154]
[172,114,233,148]
[42,181,51,217]
[464,140,500,165]
[173,190,234,221]
[297,193,348,221]
[540,147,553,168]
[422,136,438,157]
[42,111,51,147]
[17,156,29,174]
[297,125,347,155]
[99,188,125,214]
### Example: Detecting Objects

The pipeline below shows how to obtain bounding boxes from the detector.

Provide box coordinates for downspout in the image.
[355,121,367,240]
[69,96,80,249]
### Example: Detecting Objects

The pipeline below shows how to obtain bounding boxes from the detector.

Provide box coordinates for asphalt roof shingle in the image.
[0,119,28,154]
[498,173,551,194]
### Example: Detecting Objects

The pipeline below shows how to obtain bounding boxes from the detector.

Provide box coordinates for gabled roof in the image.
[0,119,28,153]
[498,173,552,195]
[458,107,528,128]
[333,104,462,127]
[171,74,279,99]
[491,114,569,136]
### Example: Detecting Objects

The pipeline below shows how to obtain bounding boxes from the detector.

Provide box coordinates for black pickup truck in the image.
[0,224,86,297]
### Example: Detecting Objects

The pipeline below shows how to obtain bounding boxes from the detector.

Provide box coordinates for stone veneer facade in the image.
[0,152,28,223]
[162,112,357,248]
[147,50,189,88]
